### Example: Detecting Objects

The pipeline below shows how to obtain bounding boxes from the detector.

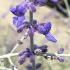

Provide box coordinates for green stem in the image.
[64,0,70,17]
[29,10,36,70]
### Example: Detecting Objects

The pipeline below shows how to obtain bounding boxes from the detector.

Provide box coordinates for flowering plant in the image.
[1,0,69,70]
[9,0,65,70]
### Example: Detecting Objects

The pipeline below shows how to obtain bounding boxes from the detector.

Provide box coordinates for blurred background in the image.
[0,0,70,70]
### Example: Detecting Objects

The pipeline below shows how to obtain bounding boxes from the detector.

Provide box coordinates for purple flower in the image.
[57,57,64,62]
[10,1,36,16]
[18,44,48,65]
[44,22,57,42]
[37,22,57,42]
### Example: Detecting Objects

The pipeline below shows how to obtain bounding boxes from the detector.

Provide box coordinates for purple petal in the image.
[10,6,17,15]
[57,57,64,62]
[44,22,51,34]
[13,16,25,28]
[45,33,57,42]
[10,3,27,16]
[37,25,46,34]
[19,52,27,59]
[37,22,51,35]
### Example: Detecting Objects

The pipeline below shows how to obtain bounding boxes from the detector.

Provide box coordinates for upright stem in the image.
[64,0,70,17]
[29,10,36,70]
